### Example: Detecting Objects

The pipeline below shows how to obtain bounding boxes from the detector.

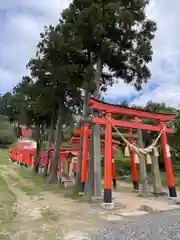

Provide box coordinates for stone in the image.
[139,205,155,213]
[120,211,148,217]
[175,197,180,205]
[91,196,103,201]
[101,202,115,210]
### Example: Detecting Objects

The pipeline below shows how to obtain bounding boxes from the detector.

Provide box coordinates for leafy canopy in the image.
[61,0,157,91]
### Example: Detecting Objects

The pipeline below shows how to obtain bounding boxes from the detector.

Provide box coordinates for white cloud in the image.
[1,0,180,108]
[106,0,180,107]
[0,69,15,94]
[104,81,137,102]
[0,0,71,93]
[131,0,180,107]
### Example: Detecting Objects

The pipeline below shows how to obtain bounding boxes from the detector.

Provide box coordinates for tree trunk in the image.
[34,124,41,174]
[44,118,55,177]
[151,154,164,195]
[48,107,62,183]
[75,87,89,192]
[16,124,22,139]
[137,129,149,196]
[92,57,102,197]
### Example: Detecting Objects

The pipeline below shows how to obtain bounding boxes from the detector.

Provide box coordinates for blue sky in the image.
[0,0,180,107]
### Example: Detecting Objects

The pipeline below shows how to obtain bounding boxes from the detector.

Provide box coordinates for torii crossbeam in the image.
[84,98,176,206]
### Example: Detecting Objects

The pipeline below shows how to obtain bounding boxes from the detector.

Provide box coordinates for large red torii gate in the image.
[88,98,174,132]
[83,98,176,205]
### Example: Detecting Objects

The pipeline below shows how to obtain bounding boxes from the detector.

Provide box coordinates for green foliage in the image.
[1,0,157,136]
[61,0,156,91]
[0,118,15,147]
[0,93,15,122]
[141,102,180,155]
[0,1,157,178]
[113,148,131,176]
[0,130,15,147]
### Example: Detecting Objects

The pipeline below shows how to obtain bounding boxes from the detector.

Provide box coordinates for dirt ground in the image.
[0,163,106,239]
[0,149,180,239]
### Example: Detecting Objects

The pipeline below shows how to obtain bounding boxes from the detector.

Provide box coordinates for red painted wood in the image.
[74,129,91,135]
[104,112,112,189]
[92,116,173,133]
[160,122,175,186]
[71,137,120,145]
[128,129,138,182]
[81,124,89,182]
[89,98,175,121]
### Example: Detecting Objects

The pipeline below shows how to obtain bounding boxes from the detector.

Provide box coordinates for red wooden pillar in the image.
[112,156,116,189]
[61,154,65,178]
[73,157,78,178]
[67,159,71,180]
[48,150,53,174]
[57,154,62,178]
[104,112,112,203]
[66,152,74,180]
[81,123,89,192]
[128,129,139,190]
[160,122,177,197]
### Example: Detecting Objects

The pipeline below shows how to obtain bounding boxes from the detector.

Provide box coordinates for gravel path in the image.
[88,209,180,240]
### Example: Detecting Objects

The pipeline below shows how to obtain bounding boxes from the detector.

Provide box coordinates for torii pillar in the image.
[160,122,177,197]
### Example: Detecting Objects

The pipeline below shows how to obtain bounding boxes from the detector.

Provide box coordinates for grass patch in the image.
[0,148,11,165]
[0,174,16,233]
[18,185,38,196]
[147,171,180,188]
[8,175,19,183]
[40,207,59,221]
[8,172,40,196]
[70,192,83,199]
[17,166,64,195]
[63,190,90,202]
[17,167,43,186]
[121,169,180,191]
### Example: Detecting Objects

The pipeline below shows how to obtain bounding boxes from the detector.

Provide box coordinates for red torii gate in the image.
[85,98,176,205]
[71,137,121,146]
[72,134,118,189]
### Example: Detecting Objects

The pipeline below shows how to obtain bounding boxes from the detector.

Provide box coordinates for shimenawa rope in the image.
[105,116,166,156]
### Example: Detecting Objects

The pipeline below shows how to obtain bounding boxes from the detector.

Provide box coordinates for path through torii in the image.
[79,98,177,207]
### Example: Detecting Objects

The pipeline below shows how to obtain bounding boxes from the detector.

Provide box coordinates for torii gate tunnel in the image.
[84,98,176,204]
